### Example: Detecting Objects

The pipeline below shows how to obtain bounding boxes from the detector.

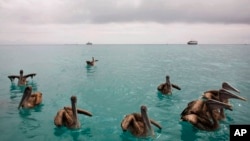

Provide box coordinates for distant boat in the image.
[187,40,198,45]
[86,42,93,45]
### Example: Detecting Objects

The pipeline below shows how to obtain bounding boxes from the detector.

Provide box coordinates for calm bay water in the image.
[0,44,249,141]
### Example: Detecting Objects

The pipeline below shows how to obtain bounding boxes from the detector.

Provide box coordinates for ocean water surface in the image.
[0,44,249,141]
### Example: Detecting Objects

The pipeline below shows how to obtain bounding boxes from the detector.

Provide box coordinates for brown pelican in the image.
[181,90,244,121]
[8,70,36,86]
[121,105,162,137]
[18,86,42,109]
[157,75,181,94]
[180,99,232,131]
[54,96,92,129]
[86,57,98,66]
[202,83,246,119]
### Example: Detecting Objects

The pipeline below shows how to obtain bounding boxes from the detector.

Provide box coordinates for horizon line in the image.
[0,43,249,45]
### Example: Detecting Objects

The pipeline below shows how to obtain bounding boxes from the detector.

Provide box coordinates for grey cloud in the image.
[1,0,250,24]
[85,0,250,24]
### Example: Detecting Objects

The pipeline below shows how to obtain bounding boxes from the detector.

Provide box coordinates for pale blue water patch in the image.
[0,44,250,141]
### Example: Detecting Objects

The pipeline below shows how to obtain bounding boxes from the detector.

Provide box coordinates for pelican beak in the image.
[141,105,153,136]
[71,96,77,119]
[18,86,32,109]
[71,96,80,128]
[222,82,240,93]
[219,89,247,101]
[206,99,233,111]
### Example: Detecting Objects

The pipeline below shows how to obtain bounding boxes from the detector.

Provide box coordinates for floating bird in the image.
[182,91,245,122]
[8,70,36,86]
[121,105,162,137]
[54,96,92,129]
[18,86,42,109]
[181,90,240,121]
[157,75,181,94]
[202,82,246,120]
[180,99,232,131]
[86,57,98,66]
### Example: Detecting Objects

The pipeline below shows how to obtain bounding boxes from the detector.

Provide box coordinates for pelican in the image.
[180,99,232,131]
[121,105,162,137]
[8,70,36,86]
[157,75,181,94]
[18,86,42,109]
[86,57,98,66]
[202,83,246,120]
[181,90,243,121]
[54,96,92,129]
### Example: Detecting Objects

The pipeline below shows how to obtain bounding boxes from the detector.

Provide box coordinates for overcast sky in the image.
[0,0,250,44]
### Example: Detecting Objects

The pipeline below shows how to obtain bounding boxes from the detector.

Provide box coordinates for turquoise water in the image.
[0,44,249,141]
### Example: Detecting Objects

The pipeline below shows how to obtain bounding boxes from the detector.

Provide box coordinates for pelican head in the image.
[71,96,77,103]
[18,86,32,109]
[165,75,170,83]
[222,82,240,93]
[141,105,153,136]
[20,70,24,76]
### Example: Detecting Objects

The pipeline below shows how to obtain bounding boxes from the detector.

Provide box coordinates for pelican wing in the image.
[157,83,164,91]
[203,90,219,95]
[24,73,36,78]
[180,107,190,116]
[181,114,210,130]
[181,101,195,116]
[150,119,162,129]
[202,91,219,100]
[121,114,141,132]
[30,92,42,105]
[54,109,65,126]
[77,108,93,117]
[63,107,92,116]
[181,100,205,116]
[181,114,198,124]
[63,107,74,125]
[8,75,20,81]
[187,100,196,107]
[121,114,134,131]
[86,61,94,66]
[132,113,142,120]
[172,84,181,90]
